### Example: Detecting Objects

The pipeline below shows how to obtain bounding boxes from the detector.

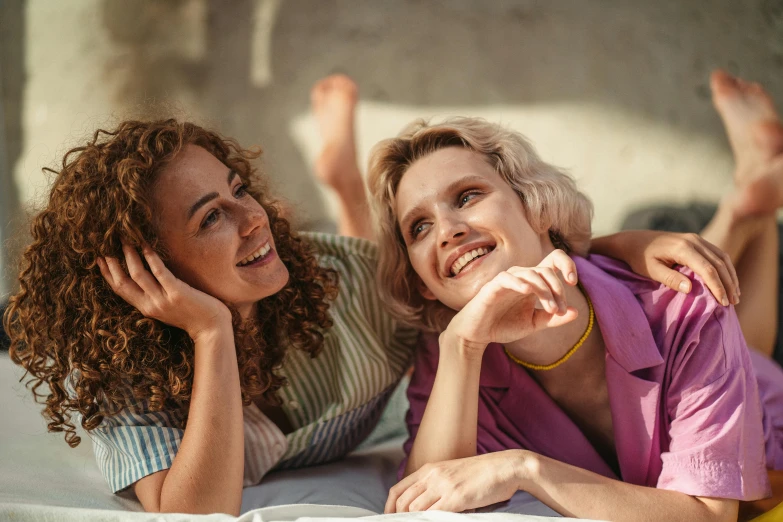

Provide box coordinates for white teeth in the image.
[451,247,489,276]
[238,242,271,266]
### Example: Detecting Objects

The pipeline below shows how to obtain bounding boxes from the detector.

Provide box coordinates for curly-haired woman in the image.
[4,75,740,515]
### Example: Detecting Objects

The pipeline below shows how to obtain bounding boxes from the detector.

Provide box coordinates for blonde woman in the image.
[366,71,783,520]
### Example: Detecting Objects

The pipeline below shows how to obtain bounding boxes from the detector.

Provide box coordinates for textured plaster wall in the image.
[2,0,783,295]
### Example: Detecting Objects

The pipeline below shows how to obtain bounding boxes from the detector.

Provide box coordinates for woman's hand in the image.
[97,243,232,341]
[386,451,525,513]
[590,230,739,306]
[445,249,580,355]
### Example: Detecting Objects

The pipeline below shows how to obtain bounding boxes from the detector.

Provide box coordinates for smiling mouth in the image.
[237,242,272,267]
[450,246,494,277]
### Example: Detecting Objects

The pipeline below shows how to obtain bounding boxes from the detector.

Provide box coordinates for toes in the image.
[310,79,329,103]
[711,69,739,96]
[310,75,359,109]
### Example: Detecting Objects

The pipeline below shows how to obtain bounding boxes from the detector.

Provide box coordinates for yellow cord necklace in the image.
[503,282,594,371]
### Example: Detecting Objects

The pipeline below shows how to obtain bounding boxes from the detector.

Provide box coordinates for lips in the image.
[444,242,495,277]
[237,241,271,267]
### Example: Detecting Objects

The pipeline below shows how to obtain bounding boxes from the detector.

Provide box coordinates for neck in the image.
[238,301,257,321]
[504,282,600,374]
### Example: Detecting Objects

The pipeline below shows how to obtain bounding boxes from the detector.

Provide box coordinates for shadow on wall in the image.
[96,0,783,226]
[0,0,25,296]
[6,0,783,235]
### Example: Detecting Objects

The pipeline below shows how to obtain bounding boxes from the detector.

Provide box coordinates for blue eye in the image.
[410,221,428,239]
[459,191,479,207]
[202,209,220,228]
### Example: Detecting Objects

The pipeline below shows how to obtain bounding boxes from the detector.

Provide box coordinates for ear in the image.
[547,228,569,253]
[415,276,438,301]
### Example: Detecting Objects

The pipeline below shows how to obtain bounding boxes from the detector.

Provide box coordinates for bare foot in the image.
[711,69,783,182]
[711,70,783,217]
[310,74,363,197]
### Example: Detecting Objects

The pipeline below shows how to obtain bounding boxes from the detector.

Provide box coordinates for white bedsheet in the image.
[0,353,600,521]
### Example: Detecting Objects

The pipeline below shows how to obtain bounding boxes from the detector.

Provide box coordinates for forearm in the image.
[405,330,483,476]
[588,232,628,259]
[519,452,737,522]
[159,325,245,515]
[334,182,373,241]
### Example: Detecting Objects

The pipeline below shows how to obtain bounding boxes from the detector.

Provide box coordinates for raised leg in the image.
[699,70,783,357]
[310,74,372,240]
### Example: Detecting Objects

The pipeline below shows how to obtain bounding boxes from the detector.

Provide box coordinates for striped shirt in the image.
[89,232,418,493]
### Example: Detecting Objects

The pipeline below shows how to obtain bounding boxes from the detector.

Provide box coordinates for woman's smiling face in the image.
[395,146,554,311]
[152,144,290,317]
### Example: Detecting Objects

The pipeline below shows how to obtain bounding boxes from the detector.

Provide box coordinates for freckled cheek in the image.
[171,243,233,289]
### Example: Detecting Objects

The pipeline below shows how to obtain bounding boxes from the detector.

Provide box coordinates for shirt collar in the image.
[574,255,664,373]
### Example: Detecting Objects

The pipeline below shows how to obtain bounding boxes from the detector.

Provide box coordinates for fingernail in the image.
[733,295,740,305]
[568,273,577,284]
[678,281,690,293]
[721,297,729,306]
[549,300,557,310]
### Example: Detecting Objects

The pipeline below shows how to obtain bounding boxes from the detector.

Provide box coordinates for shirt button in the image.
[288,400,300,410]
[274,443,284,454]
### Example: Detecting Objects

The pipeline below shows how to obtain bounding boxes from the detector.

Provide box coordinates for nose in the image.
[437,212,469,248]
[239,205,269,238]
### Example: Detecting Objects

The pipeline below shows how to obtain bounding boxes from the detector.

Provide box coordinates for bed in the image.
[0,352,599,521]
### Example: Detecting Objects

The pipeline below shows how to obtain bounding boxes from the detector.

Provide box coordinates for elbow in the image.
[692,498,738,522]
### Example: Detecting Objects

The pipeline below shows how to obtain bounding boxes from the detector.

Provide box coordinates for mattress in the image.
[0,352,596,521]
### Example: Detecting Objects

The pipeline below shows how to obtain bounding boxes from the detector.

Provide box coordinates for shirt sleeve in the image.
[399,331,439,479]
[88,400,185,493]
[658,299,771,500]
[305,232,418,373]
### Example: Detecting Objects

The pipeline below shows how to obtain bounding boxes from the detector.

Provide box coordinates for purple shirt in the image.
[403,255,783,500]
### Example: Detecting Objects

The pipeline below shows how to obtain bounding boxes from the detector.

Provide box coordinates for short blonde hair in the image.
[368,117,593,331]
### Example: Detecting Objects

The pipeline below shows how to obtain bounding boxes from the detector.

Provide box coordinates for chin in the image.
[273,269,291,293]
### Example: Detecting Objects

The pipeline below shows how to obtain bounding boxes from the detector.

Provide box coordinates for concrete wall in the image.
[2,0,783,294]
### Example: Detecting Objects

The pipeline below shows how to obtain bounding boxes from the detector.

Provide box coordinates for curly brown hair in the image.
[3,119,339,448]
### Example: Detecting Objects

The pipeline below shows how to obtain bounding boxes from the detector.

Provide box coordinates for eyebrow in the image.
[187,169,239,221]
[399,174,487,231]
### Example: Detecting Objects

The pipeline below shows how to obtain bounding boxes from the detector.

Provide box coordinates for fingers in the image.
[652,233,740,306]
[648,242,738,306]
[540,249,578,285]
[648,262,695,296]
[385,482,440,513]
[97,242,174,310]
[386,474,418,514]
[408,490,441,512]
[536,306,579,330]
[691,242,739,306]
[140,243,178,294]
[393,482,427,513]
[96,257,113,286]
[383,473,424,513]
[536,267,567,313]
[702,241,740,299]
[123,243,163,296]
[99,255,146,305]
[502,267,567,315]
[663,234,739,306]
